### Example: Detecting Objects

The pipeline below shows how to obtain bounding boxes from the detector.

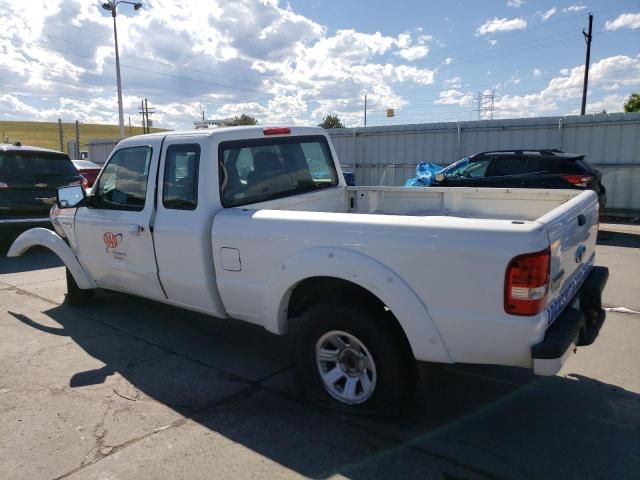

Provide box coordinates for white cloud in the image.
[444,57,453,65]
[443,77,462,88]
[581,94,628,114]
[540,7,557,22]
[477,17,527,36]
[396,45,429,61]
[488,39,498,46]
[563,5,587,13]
[533,68,542,77]
[604,13,640,31]
[434,89,474,106]
[507,0,524,7]
[494,55,640,117]
[0,0,441,128]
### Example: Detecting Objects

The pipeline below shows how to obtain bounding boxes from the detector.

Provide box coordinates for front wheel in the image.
[292,302,415,415]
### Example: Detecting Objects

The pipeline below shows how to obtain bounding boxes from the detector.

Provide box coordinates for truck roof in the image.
[130,125,326,140]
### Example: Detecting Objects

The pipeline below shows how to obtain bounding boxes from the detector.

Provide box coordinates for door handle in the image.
[129,224,145,234]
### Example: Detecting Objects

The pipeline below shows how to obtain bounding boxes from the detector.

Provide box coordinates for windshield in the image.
[440,157,492,179]
[219,135,339,207]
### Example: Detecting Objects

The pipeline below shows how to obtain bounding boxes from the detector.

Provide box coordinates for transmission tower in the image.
[474,90,496,121]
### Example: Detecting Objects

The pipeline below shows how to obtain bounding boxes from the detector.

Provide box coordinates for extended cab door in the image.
[151,138,227,317]
[74,141,165,300]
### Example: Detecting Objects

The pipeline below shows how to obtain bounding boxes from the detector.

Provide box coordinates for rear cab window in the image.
[219,135,339,207]
[163,144,200,210]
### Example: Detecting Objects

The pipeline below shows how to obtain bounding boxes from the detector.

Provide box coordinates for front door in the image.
[74,141,165,300]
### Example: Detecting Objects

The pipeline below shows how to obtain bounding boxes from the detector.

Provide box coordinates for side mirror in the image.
[435,173,446,183]
[57,185,86,209]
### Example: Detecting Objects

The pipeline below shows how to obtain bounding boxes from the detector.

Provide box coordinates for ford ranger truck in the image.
[8,126,608,413]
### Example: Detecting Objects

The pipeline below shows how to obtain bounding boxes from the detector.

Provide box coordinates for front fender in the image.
[7,228,95,290]
[263,247,452,364]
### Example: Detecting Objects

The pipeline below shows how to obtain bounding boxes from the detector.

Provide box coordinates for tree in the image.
[232,114,259,125]
[623,93,640,113]
[319,114,344,129]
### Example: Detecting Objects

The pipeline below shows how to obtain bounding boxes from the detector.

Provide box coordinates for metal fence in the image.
[329,112,640,214]
[83,113,640,213]
[88,138,120,165]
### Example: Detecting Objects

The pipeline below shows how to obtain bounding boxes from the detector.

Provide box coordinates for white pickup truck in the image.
[8,126,608,413]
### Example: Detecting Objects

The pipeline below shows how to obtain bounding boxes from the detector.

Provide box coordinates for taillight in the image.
[263,127,291,135]
[0,181,8,189]
[561,175,593,188]
[505,249,550,316]
[69,176,88,188]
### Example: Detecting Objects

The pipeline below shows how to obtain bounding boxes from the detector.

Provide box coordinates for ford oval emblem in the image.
[575,244,586,264]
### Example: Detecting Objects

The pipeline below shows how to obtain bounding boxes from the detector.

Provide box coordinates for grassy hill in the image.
[0,121,168,153]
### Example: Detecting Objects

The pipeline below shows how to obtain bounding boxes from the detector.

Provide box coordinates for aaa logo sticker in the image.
[103,232,123,252]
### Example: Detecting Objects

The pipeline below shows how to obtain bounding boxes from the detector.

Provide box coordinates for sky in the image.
[1,0,639,129]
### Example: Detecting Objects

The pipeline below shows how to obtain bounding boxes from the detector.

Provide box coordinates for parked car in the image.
[8,127,608,413]
[431,149,607,207]
[0,143,85,223]
[72,160,102,188]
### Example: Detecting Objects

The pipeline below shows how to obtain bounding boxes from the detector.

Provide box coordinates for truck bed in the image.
[348,186,583,221]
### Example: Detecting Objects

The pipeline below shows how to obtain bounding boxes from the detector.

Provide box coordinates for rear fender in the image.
[7,227,95,290]
[263,247,452,364]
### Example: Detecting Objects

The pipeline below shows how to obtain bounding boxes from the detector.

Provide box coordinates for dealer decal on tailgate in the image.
[545,251,595,326]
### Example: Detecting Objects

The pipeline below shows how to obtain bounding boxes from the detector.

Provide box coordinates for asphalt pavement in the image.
[0,223,638,480]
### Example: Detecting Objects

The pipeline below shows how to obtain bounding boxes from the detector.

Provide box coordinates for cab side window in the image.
[163,144,200,210]
[96,146,151,211]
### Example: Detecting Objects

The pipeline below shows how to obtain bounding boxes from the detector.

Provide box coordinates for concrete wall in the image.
[329,112,640,213]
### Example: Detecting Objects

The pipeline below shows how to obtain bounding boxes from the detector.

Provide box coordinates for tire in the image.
[65,268,94,306]
[292,302,416,415]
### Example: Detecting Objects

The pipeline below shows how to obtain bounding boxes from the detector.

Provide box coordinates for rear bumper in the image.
[532,266,609,375]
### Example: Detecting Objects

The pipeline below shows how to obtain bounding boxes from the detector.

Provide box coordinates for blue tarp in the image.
[403,162,444,187]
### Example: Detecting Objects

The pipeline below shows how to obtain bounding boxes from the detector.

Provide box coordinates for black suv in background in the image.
[434,149,607,207]
[0,143,85,221]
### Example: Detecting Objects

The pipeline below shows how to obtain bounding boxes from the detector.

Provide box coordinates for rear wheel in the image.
[65,268,94,306]
[292,302,415,415]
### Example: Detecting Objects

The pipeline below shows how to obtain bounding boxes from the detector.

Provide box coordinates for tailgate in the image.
[539,190,600,325]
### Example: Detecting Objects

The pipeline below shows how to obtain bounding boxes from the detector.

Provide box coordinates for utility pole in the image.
[75,120,80,157]
[144,98,149,133]
[364,94,367,128]
[139,98,155,133]
[580,13,593,115]
[140,99,146,133]
[128,115,132,136]
[58,118,64,152]
[101,1,143,138]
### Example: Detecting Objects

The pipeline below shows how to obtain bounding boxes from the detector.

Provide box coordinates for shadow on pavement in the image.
[597,229,640,248]
[0,225,62,274]
[8,296,640,480]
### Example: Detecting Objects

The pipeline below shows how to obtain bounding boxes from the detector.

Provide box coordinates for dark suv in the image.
[434,149,606,207]
[0,143,85,221]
